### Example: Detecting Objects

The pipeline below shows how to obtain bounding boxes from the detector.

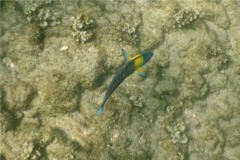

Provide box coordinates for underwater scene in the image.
[0,0,240,159]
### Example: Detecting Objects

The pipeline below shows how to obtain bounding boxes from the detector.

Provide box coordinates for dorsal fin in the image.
[122,48,131,62]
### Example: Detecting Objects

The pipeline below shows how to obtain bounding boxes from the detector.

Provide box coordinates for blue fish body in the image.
[97,49,153,114]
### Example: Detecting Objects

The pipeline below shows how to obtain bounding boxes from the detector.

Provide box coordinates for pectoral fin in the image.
[137,68,146,77]
[97,103,104,115]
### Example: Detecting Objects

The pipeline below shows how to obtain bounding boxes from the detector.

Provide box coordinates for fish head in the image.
[141,51,153,66]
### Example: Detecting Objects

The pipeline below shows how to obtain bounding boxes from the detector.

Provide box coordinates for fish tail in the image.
[97,103,105,115]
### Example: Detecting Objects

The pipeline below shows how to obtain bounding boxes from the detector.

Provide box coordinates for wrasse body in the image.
[97,49,153,114]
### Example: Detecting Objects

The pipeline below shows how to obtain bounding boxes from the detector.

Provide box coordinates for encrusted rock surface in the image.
[0,0,240,159]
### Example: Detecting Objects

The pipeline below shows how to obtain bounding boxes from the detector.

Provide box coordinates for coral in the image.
[115,22,139,46]
[168,123,188,144]
[173,7,200,29]
[129,96,143,108]
[70,14,95,43]
[21,142,41,160]
[24,1,61,29]
[64,153,75,160]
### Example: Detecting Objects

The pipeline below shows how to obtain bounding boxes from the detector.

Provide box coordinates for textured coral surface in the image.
[1,0,240,159]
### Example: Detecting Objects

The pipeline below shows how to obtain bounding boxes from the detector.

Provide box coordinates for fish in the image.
[97,48,153,114]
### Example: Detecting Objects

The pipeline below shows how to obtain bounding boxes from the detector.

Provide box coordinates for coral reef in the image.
[129,96,143,108]
[173,7,200,29]
[169,123,188,144]
[0,0,240,160]
[70,14,95,43]
[21,142,41,160]
[115,22,139,46]
[24,1,61,29]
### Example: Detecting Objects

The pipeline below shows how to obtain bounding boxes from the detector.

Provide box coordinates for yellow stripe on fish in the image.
[132,54,144,71]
